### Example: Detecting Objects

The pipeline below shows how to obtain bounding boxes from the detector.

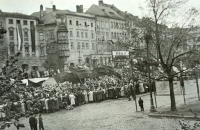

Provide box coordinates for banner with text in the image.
[156,81,182,95]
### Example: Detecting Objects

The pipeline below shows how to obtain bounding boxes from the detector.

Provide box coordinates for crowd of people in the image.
[0,75,148,129]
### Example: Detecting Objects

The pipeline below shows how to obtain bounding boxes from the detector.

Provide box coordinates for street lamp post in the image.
[145,32,156,112]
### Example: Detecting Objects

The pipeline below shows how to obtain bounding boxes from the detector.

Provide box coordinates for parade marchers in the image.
[0,74,150,129]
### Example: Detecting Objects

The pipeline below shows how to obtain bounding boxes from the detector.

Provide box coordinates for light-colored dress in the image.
[82,90,88,103]
[69,94,75,105]
[88,91,93,101]
[120,87,125,97]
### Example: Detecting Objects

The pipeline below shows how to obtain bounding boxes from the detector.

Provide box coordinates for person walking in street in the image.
[38,113,44,130]
[138,97,144,111]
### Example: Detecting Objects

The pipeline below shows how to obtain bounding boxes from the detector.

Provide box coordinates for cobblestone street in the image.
[6,93,198,130]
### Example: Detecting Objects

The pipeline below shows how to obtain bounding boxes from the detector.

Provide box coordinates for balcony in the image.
[59,50,70,57]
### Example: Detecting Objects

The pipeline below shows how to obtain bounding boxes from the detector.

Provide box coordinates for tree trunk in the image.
[168,76,177,111]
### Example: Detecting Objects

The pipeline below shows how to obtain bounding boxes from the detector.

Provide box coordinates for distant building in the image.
[0,10,47,72]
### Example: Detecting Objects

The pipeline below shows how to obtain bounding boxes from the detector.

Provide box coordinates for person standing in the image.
[138,97,144,111]
[29,114,36,130]
[38,113,44,130]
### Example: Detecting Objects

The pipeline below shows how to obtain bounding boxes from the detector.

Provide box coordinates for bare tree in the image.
[139,0,199,111]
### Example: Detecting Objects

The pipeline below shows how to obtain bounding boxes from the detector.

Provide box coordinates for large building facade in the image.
[0,11,47,72]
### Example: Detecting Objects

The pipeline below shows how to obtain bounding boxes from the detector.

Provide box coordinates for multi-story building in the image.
[31,5,97,70]
[0,11,47,72]
[0,10,7,65]
[86,0,126,66]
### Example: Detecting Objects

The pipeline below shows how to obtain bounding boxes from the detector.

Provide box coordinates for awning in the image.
[28,78,48,83]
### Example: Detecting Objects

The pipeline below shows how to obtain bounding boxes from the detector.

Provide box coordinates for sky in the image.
[0,0,200,19]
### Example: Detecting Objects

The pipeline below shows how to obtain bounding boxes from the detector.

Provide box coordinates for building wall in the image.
[5,17,47,71]
[0,14,7,65]
[66,15,97,66]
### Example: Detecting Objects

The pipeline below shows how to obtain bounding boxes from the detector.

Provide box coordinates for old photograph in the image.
[0,0,200,129]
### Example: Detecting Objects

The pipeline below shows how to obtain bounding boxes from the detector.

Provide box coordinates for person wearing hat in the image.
[138,97,144,111]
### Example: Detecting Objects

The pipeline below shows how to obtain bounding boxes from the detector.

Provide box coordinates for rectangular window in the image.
[76,21,79,26]
[91,32,94,38]
[9,19,13,24]
[102,21,104,28]
[77,31,79,37]
[114,32,116,39]
[85,22,87,27]
[116,23,118,29]
[71,42,74,49]
[39,32,44,40]
[10,45,15,55]
[85,32,88,38]
[82,43,85,50]
[106,22,109,28]
[50,32,54,38]
[0,22,2,26]
[106,32,109,38]
[69,20,72,25]
[9,30,14,40]
[25,46,29,54]
[111,22,113,28]
[97,21,100,29]
[70,31,73,37]
[86,43,89,49]
[23,20,27,25]
[24,31,28,41]
[16,20,20,24]
[92,43,95,50]
[91,23,93,27]
[30,21,34,25]
[77,42,80,50]
[81,32,84,38]
[111,32,113,39]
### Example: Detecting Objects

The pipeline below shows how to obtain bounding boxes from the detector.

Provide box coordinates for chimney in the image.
[40,5,43,19]
[79,5,83,13]
[53,5,56,11]
[76,5,80,12]
[99,0,103,5]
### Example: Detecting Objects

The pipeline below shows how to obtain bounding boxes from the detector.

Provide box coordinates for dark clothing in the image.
[138,99,144,111]
[39,116,44,130]
[29,116,37,130]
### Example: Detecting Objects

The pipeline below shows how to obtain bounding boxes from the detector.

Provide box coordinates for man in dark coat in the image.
[138,97,144,111]
[29,114,37,130]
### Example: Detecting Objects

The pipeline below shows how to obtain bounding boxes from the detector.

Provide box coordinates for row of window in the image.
[111,22,125,29]
[96,21,109,29]
[74,31,94,38]
[69,20,94,27]
[9,29,29,41]
[72,42,95,50]
[8,19,34,25]
[9,44,45,56]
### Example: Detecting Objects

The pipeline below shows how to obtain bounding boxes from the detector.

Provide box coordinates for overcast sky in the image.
[0,0,200,19]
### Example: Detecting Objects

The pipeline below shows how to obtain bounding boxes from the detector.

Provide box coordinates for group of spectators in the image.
[0,75,149,129]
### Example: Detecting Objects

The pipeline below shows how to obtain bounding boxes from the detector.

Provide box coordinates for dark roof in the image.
[31,9,71,18]
[85,4,125,20]
[3,12,37,20]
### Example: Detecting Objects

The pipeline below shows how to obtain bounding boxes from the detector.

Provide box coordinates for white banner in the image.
[156,81,182,95]
[184,79,199,95]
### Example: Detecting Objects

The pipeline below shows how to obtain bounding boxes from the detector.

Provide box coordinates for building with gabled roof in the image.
[0,10,47,76]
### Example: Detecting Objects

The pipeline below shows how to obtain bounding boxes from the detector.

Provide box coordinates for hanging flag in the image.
[30,24,35,52]
[16,24,22,51]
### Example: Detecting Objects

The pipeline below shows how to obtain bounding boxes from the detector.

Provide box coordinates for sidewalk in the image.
[148,99,200,119]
